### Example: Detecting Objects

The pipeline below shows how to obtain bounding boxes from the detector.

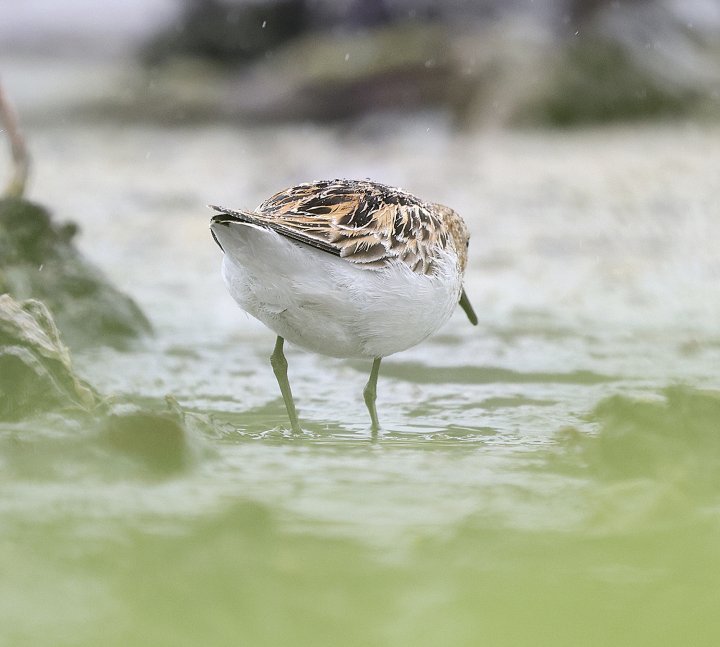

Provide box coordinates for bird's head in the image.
[432,203,470,274]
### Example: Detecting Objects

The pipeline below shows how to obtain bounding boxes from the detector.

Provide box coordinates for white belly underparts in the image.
[217,224,461,359]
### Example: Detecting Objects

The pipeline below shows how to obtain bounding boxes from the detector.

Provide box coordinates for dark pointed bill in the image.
[459,288,478,326]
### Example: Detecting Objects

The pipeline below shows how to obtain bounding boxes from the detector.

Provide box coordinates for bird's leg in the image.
[363,357,382,432]
[270,336,302,434]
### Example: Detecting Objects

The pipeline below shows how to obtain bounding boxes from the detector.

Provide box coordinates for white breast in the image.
[212,221,462,359]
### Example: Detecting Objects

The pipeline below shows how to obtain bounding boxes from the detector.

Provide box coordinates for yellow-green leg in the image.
[270,336,302,434]
[363,357,382,431]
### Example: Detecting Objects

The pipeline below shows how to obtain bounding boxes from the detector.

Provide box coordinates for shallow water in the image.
[2,117,720,646]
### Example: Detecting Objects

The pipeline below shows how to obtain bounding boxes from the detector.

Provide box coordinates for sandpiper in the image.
[210,179,476,432]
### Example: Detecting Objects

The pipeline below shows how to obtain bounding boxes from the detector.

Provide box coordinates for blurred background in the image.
[2,0,719,332]
[2,2,720,647]
[2,0,720,126]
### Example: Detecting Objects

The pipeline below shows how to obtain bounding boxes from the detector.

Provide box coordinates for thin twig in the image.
[0,81,30,199]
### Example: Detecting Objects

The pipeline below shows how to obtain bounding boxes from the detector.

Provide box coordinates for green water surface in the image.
[2,119,720,646]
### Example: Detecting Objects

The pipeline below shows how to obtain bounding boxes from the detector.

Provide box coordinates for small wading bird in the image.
[210,179,477,433]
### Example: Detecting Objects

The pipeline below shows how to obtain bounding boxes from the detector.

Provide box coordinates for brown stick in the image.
[0,81,30,199]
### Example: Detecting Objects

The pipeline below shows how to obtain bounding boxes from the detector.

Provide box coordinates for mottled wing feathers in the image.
[212,179,451,274]
[210,204,340,256]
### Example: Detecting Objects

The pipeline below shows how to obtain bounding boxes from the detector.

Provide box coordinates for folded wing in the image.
[211,179,450,274]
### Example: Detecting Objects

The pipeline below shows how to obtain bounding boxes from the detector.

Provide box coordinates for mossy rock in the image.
[0,294,97,420]
[0,295,215,474]
[99,397,216,477]
[0,197,151,349]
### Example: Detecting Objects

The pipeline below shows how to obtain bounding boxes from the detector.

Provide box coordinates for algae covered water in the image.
[1,120,720,646]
